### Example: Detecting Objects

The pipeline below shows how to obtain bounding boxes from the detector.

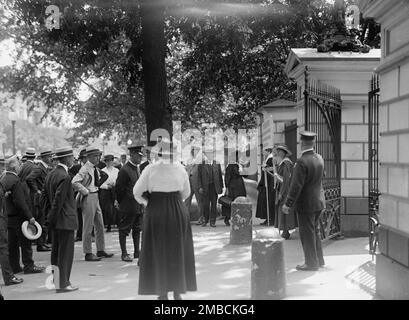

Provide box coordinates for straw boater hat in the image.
[276,144,292,157]
[21,220,42,241]
[24,147,36,159]
[39,149,53,158]
[53,146,74,159]
[85,146,102,157]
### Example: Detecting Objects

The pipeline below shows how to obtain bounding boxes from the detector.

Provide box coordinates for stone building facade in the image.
[359,0,409,299]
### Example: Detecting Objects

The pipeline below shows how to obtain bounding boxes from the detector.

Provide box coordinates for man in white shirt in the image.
[72,147,113,262]
[99,154,119,232]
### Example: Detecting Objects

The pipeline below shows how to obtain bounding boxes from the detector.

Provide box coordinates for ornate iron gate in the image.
[304,68,342,240]
[368,74,380,255]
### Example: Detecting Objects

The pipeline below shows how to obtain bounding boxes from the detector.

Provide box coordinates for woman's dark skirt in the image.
[138,192,197,295]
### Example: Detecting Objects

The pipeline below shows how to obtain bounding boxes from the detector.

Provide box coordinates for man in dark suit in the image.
[0,155,44,274]
[18,147,37,218]
[44,146,79,293]
[198,151,223,227]
[0,181,24,286]
[282,131,325,271]
[69,149,87,241]
[115,143,143,262]
[26,149,53,252]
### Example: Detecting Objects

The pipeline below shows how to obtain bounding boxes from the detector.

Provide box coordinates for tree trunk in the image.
[140,0,172,146]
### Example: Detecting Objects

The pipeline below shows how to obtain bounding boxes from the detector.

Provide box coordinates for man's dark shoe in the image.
[75,237,82,242]
[85,253,101,262]
[210,223,216,228]
[201,222,208,227]
[134,252,139,259]
[296,264,319,271]
[24,265,45,274]
[13,267,23,274]
[5,276,24,286]
[97,251,114,258]
[121,254,133,262]
[196,218,204,226]
[37,245,52,252]
[56,285,79,293]
[260,221,268,226]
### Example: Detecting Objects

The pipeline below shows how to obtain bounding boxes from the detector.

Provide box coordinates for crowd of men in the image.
[0,130,326,299]
[0,142,152,295]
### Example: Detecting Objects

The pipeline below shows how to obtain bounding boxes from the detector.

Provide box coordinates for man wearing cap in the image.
[44,146,79,293]
[282,131,325,271]
[0,155,44,274]
[26,149,53,252]
[72,146,112,262]
[115,143,144,262]
[69,149,87,241]
[100,154,119,232]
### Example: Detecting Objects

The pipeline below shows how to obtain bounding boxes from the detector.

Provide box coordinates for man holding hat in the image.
[44,146,79,293]
[0,179,24,286]
[72,146,112,262]
[0,155,44,274]
[100,154,119,232]
[26,149,53,252]
[69,148,87,241]
[115,142,144,262]
[282,131,325,271]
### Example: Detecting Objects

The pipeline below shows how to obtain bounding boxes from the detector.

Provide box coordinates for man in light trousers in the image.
[72,147,113,262]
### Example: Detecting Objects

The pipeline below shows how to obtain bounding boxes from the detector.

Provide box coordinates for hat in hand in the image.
[21,221,42,240]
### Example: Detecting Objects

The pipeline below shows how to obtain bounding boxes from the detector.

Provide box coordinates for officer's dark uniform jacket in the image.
[44,165,78,230]
[285,150,324,213]
[0,172,33,228]
[115,161,141,214]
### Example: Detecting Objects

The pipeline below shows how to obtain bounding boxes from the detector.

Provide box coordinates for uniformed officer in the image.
[282,131,325,271]
[115,142,144,262]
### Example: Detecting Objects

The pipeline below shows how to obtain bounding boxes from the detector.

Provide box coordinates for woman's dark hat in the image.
[276,144,292,157]
[54,146,74,159]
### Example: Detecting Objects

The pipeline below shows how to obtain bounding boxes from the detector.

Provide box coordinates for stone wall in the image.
[359,0,409,299]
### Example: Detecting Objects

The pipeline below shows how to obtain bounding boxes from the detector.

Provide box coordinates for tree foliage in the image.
[0,0,380,145]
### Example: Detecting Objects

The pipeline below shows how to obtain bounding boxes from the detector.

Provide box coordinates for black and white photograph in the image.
[0,0,407,309]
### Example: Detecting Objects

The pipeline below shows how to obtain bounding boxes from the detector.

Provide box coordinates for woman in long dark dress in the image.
[255,146,277,226]
[273,144,298,239]
[223,155,247,226]
[133,141,197,300]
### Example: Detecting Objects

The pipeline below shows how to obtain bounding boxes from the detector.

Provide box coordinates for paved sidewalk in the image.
[1,220,376,300]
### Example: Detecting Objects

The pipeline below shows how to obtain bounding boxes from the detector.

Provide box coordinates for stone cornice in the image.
[358,0,408,22]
